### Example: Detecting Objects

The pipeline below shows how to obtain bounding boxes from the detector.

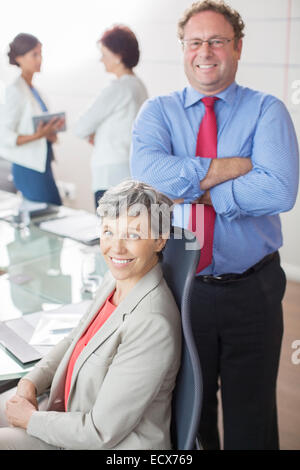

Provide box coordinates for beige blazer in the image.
[0,76,47,172]
[25,264,181,450]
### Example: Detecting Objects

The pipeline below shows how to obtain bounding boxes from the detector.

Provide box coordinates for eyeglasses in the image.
[180,37,235,51]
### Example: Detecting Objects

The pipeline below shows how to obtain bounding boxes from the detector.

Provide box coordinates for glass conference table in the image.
[0,191,108,380]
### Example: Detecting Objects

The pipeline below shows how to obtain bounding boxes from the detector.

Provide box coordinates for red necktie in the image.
[188,96,218,273]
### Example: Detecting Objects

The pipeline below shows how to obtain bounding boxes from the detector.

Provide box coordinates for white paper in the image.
[29,313,80,346]
[39,211,100,242]
[29,300,91,346]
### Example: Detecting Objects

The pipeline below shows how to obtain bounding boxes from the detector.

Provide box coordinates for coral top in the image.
[64,291,116,409]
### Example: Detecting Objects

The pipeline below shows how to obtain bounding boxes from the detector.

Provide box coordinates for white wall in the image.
[0,0,299,279]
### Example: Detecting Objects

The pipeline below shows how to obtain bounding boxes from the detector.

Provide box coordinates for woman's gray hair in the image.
[97,180,174,241]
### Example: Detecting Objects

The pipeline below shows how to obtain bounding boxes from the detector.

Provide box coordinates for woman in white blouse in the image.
[75,25,148,208]
[0,33,64,205]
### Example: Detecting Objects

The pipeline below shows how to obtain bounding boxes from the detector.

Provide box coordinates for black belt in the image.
[198,252,278,284]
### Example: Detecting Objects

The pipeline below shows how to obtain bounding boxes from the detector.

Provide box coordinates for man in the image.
[130,0,299,450]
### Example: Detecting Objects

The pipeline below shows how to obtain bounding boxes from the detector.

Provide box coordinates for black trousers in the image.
[190,253,286,450]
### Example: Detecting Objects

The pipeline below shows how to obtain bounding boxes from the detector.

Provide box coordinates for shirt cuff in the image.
[210,180,240,220]
[187,158,211,199]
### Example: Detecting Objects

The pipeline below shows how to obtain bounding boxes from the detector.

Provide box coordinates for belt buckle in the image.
[202,275,223,283]
[201,274,237,283]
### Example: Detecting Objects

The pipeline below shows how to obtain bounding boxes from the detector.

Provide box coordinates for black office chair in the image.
[161,227,202,450]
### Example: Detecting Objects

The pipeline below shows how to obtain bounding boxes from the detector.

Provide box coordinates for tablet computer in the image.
[32,112,66,132]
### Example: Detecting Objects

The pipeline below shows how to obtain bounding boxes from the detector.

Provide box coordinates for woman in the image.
[75,25,148,208]
[0,33,64,205]
[0,180,181,450]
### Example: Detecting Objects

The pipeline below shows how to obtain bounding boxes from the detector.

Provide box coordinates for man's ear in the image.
[236,38,243,60]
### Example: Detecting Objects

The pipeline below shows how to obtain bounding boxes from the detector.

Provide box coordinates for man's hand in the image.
[172,198,184,204]
[6,395,36,429]
[172,194,213,205]
[198,190,212,206]
[200,157,253,191]
[192,190,213,206]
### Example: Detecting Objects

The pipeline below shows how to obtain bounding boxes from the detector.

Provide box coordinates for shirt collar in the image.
[184,81,238,108]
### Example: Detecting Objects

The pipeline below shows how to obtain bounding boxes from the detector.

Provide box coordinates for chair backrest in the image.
[161,227,203,450]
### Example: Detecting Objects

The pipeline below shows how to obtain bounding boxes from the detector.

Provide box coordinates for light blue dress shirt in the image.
[131,82,299,276]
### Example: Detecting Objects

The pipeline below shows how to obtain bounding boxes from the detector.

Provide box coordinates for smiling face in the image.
[15,43,42,74]
[100,212,166,287]
[183,10,242,95]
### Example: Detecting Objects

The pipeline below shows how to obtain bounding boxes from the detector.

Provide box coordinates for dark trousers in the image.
[190,253,286,450]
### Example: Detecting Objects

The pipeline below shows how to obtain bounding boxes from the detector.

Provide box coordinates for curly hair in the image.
[99,25,140,69]
[177,0,245,46]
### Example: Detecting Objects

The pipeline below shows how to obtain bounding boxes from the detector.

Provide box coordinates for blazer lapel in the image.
[68,264,164,394]
[112,263,164,316]
[68,304,124,393]
[50,264,164,408]
[48,272,116,404]
[18,76,47,114]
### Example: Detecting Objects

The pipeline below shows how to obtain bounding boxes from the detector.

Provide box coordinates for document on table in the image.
[29,300,91,346]
[37,210,101,244]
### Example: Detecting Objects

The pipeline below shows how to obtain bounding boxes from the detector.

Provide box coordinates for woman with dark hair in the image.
[75,25,148,209]
[0,33,64,205]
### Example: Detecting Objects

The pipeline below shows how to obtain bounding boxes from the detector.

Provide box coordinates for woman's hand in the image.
[16,378,38,409]
[16,117,64,146]
[47,132,58,144]
[35,117,65,140]
[6,395,36,429]
[88,133,95,145]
